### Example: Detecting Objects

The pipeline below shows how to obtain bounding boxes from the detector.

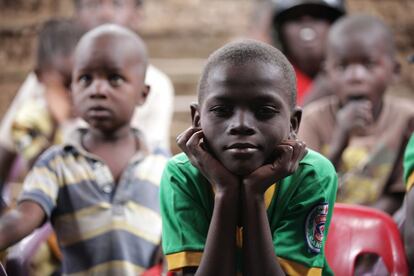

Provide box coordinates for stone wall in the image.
[0,0,413,153]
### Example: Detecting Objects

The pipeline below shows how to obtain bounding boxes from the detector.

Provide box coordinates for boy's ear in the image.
[289,106,302,138]
[392,60,401,78]
[34,67,43,82]
[137,85,150,106]
[190,103,200,127]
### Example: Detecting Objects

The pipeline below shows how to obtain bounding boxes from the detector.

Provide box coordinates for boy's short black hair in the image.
[272,0,345,27]
[198,39,297,108]
[73,0,143,8]
[36,18,84,71]
[328,14,395,57]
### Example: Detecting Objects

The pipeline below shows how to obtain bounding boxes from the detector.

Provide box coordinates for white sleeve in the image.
[131,64,174,152]
[0,73,45,151]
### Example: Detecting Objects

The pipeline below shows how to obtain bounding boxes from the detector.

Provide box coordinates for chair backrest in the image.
[325,203,408,276]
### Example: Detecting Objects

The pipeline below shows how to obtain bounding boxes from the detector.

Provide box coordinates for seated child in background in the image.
[298,14,414,215]
[160,40,338,275]
[2,18,84,276]
[0,24,168,275]
[12,18,83,169]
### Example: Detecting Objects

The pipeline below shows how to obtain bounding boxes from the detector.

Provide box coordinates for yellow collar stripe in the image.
[407,172,414,192]
[265,183,276,209]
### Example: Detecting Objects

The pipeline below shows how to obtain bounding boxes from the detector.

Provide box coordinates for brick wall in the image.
[0,0,413,153]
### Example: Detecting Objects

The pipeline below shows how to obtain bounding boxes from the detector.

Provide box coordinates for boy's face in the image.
[280,14,331,72]
[194,61,300,176]
[72,34,148,132]
[76,0,140,31]
[37,55,74,122]
[326,32,396,112]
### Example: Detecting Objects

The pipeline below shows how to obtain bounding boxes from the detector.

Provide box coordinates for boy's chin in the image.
[225,163,261,177]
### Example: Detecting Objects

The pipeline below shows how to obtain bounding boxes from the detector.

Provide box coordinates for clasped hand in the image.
[176,127,307,196]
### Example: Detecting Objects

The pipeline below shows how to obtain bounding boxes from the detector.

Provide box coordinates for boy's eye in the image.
[335,62,348,71]
[108,74,125,87]
[210,105,233,117]
[78,74,92,87]
[255,106,279,119]
[363,60,377,69]
[80,0,99,9]
[113,0,126,7]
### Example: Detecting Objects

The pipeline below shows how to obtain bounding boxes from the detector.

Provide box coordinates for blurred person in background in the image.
[298,14,414,215]
[3,19,83,275]
[0,0,174,205]
[249,0,346,106]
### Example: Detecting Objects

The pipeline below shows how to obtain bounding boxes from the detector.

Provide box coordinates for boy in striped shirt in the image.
[0,24,168,275]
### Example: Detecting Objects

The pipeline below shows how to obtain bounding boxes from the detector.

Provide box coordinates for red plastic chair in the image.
[325,203,408,276]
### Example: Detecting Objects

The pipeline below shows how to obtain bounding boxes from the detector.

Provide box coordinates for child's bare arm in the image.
[0,201,46,250]
[177,127,239,276]
[241,140,307,275]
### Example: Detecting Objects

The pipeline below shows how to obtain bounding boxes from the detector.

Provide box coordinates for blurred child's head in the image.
[74,0,144,31]
[72,24,149,134]
[34,18,84,122]
[272,0,345,78]
[192,39,301,176]
[325,14,399,115]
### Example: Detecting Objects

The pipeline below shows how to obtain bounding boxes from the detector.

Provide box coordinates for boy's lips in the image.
[87,106,111,117]
[225,143,260,154]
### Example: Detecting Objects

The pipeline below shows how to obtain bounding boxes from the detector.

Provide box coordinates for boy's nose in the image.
[344,63,368,82]
[229,110,255,135]
[91,79,109,98]
[98,1,116,22]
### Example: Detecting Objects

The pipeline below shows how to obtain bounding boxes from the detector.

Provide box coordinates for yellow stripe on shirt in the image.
[166,252,322,275]
[67,260,145,276]
[166,251,203,271]
[278,257,322,276]
[265,183,276,209]
[134,155,167,186]
[56,203,161,246]
[407,171,414,192]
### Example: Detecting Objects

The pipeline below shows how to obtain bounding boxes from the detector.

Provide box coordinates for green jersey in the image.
[160,149,337,275]
[405,134,414,191]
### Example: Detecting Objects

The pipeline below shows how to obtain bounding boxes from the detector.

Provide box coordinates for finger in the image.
[280,140,302,172]
[273,144,294,169]
[186,130,204,156]
[176,127,201,151]
[290,141,307,171]
[180,130,203,167]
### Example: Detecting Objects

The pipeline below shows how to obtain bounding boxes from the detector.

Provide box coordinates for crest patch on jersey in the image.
[305,203,328,253]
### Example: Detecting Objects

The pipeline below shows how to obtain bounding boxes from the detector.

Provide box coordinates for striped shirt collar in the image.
[62,127,151,164]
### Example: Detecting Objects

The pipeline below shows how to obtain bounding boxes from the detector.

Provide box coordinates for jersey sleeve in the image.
[160,155,213,271]
[271,153,337,275]
[18,147,61,218]
[404,134,414,191]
